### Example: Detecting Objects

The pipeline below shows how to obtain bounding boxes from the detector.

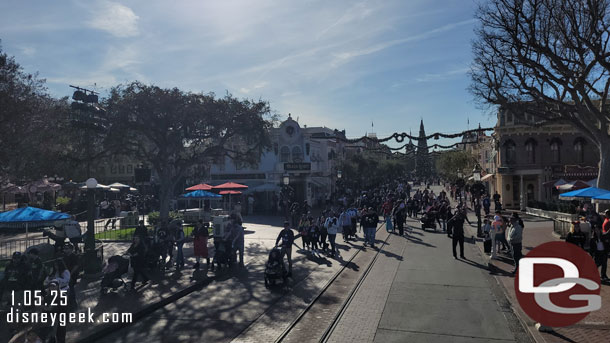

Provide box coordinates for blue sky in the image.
[0,0,495,148]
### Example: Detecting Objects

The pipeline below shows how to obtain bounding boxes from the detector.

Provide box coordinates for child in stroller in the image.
[420,210,440,231]
[264,246,287,287]
[101,255,129,294]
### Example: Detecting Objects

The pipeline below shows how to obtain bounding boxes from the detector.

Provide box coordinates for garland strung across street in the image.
[334,127,494,144]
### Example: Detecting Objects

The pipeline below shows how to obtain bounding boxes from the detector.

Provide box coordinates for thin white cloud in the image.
[239,81,269,94]
[416,67,470,82]
[331,18,476,65]
[19,46,36,56]
[88,1,139,38]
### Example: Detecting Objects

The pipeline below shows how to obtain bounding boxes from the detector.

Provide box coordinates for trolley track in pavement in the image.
[267,221,392,343]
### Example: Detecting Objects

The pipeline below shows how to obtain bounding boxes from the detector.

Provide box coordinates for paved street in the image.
[327,214,530,343]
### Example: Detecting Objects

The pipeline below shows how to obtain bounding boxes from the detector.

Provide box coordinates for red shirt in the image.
[603,218,610,233]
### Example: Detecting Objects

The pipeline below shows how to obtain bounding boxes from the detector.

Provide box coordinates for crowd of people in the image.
[7,175,610,342]
[0,243,81,342]
[565,208,610,281]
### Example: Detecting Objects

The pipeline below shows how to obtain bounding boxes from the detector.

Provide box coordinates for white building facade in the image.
[208,115,346,209]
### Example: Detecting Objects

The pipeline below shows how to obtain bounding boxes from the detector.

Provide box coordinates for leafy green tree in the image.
[0,44,74,183]
[104,82,274,221]
[435,150,476,182]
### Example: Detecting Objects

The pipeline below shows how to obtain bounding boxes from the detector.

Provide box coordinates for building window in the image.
[574,138,585,163]
[280,146,291,162]
[507,112,513,123]
[292,146,303,162]
[525,139,536,164]
[550,139,561,163]
[504,140,516,164]
[119,165,125,174]
[111,165,117,174]
[127,164,133,173]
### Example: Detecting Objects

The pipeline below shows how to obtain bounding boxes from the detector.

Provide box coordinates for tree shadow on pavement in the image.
[458,257,489,271]
[404,235,436,248]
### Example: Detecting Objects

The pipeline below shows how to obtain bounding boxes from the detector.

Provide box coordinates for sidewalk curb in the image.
[464,223,546,343]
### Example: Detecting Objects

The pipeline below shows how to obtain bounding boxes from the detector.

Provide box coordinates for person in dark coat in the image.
[590,226,610,281]
[447,210,471,259]
[565,221,587,249]
[276,221,295,276]
[0,252,28,303]
[134,220,149,241]
[127,236,149,290]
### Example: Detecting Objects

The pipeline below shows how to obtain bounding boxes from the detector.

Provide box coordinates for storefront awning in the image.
[481,174,494,181]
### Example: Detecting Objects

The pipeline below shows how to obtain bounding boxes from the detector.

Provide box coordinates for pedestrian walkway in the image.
[328,215,529,343]
[88,217,369,343]
[1,216,289,343]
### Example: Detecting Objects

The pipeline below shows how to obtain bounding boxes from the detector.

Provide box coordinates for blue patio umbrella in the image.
[180,190,221,219]
[592,192,610,204]
[0,206,71,243]
[180,190,221,199]
[559,187,610,200]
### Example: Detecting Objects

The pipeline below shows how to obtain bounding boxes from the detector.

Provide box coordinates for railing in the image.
[0,237,51,260]
[0,240,104,270]
[93,220,197,241]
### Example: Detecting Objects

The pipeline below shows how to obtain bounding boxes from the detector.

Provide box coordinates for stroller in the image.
[420,211,438,231]
[264,246,287,287]
[212,239,235,270]
[101,255,130,294]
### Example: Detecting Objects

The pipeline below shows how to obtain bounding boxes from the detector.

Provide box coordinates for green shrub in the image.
[147,211,184,226]
[56,196,71,206]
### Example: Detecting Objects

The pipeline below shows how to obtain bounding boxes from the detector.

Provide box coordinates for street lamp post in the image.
[84,178,101,274]
[472,166,483,237]
[282,174,290,220]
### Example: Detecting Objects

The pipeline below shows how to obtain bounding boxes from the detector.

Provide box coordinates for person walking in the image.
[448,211,468,259]
[507,213,523,274]
[339,209,352,241]
[393,202,406,236]
[134,220,148,241]
[361,207,379,249]
[173,222,186,270]
[232,218,245,267]
[319,214,329,252]
[326,214,339,257]
[482,194,491,216]
[603,209,610,233]
[61,243,81,310]
[590,226,609,281]
[276,221,295,277]
[192,220,210,269]
[491,215,503,259]
[127,235,149,290]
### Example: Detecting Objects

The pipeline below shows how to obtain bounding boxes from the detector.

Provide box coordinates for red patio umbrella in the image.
[186,183,213,191]
[213,182,248,190]
[219,190,242,195]
[219,190,242,210]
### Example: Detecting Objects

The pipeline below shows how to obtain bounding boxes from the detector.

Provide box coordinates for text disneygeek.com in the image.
[4,307,133,327]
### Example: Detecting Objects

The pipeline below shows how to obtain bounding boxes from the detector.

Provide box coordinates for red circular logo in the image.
[515,241,601,327]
